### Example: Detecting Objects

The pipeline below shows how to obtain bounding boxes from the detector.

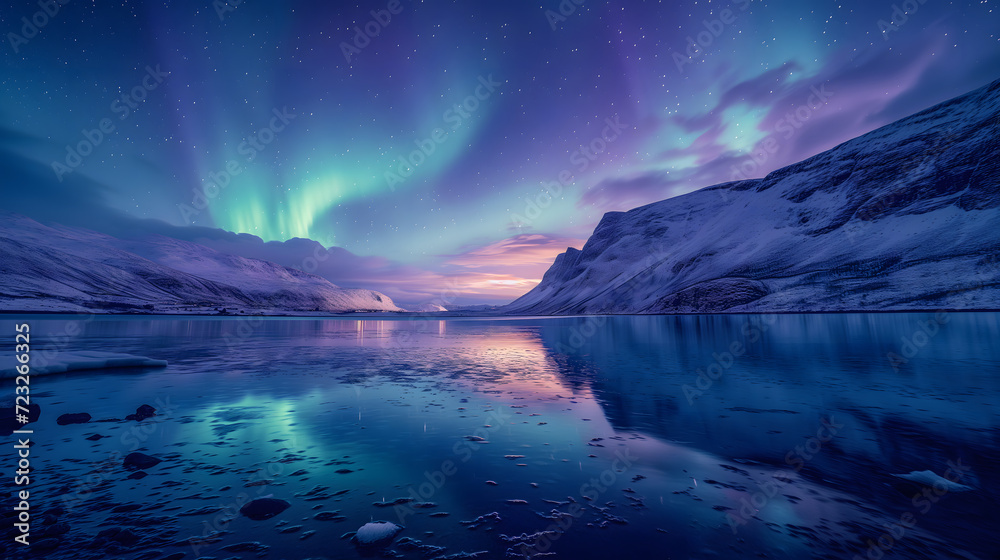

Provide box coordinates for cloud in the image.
[446,234,585,270]
[437,233,588,301]
[579,28,953,214]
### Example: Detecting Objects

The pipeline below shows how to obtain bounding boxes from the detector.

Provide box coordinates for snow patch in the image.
[893,470,973,492]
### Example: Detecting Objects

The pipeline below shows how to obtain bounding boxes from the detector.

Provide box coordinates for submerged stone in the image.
[123,452,162,470]
[57,413,92,425]
[125,404,157,422]
[373,497,414,507]
[240,498,291,520]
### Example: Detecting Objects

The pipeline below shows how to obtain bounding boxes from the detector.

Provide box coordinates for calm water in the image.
[1,313,998,560]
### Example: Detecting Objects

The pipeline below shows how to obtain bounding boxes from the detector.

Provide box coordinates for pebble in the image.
[123,452,162,470]
[57,412,92,425]
[239,498,291,521]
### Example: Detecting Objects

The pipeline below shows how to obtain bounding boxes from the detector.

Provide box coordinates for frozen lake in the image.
[2,313,998,559]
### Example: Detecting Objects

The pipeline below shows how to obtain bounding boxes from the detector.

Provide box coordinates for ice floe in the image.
[0,350,167,378]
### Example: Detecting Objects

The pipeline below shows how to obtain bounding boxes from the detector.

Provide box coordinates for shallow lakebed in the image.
[1,313,998,559]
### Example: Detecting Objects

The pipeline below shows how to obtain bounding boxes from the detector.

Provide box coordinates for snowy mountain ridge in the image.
[505,78,1000,314]
[0,215,402,314]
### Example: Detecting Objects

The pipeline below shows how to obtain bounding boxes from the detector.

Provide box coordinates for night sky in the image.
[1,0,998,305]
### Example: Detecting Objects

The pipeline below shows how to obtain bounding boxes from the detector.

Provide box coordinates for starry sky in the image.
[1,0,998,306]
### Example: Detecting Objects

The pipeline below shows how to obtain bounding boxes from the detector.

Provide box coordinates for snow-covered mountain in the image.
[408,303,450,313]
[505,78,1000,315]
[0,215,402,314]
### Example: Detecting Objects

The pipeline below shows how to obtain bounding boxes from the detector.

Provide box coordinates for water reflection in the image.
[2,313,997,559]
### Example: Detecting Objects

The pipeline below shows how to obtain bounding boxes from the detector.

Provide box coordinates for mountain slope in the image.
[505,78,1000,314]
[0,215,401,313]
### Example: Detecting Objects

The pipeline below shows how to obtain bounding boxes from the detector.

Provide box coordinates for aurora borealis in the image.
[1,0,998,305]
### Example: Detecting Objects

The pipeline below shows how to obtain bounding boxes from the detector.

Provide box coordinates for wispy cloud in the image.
[580,29,951,213]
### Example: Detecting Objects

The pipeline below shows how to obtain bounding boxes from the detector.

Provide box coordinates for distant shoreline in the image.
[1,308,998,318]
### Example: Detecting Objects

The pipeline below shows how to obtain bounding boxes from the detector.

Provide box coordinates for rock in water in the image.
[240,498,291,520]
[123,452,162,470]
[372,497,414,507]
[125,404,157,422]
[57,413,92,425]
[354,521,403,546]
